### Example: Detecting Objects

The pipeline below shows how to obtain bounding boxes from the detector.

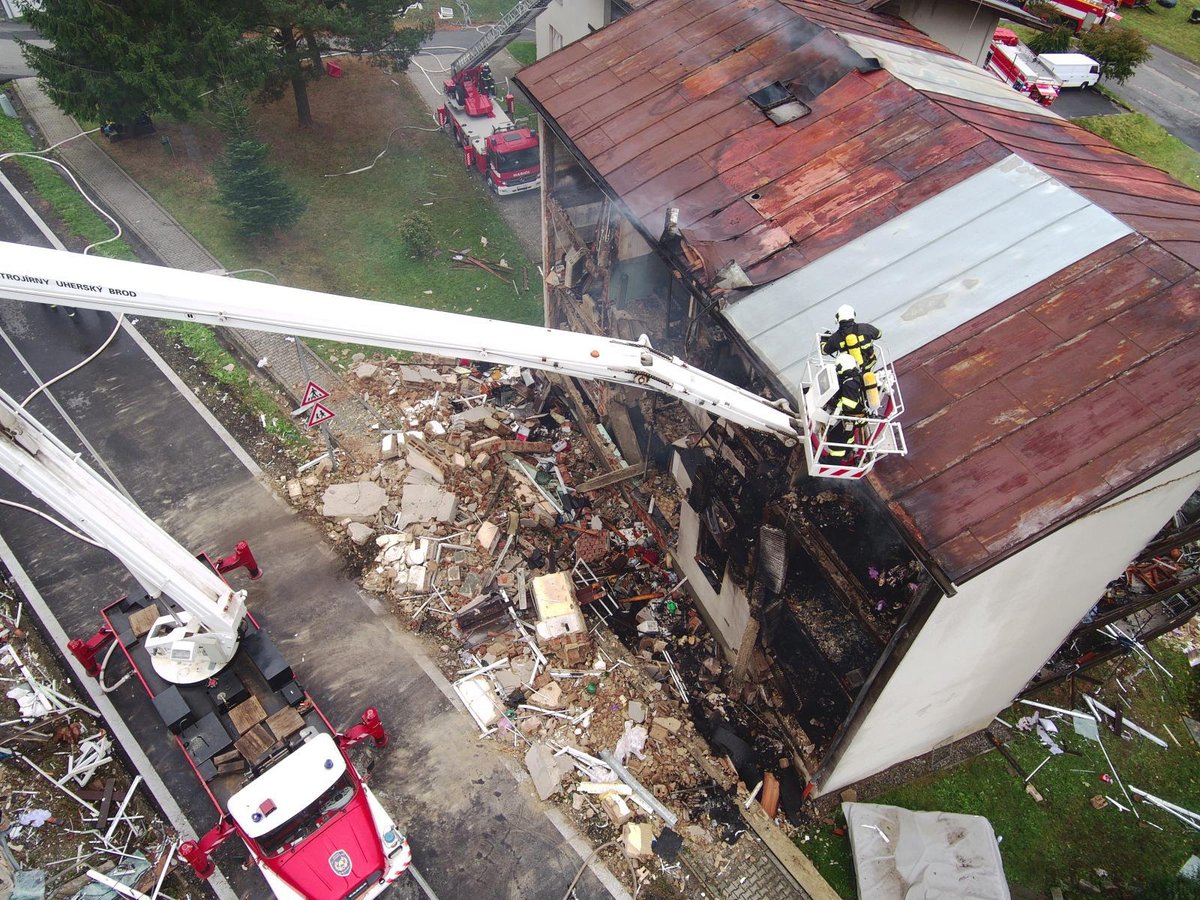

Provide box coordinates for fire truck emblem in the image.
[329,850,352,877]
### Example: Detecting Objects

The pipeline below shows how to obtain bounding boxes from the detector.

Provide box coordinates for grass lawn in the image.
[1118,2,1200,66]
[1075,112,1200,189]
[0,112,135,260]
[796,638,1200,897]
[97,57,540,358]
[453,0,513,24]
[508,40,537,67]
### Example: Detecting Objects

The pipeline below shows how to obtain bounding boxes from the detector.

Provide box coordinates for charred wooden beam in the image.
[787,509,888,646]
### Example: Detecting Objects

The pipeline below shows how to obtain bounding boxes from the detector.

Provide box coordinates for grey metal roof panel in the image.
[722,155,1133,403]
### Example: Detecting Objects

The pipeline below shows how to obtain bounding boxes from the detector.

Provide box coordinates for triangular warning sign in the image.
[302,380,329,406]
[306,402,336,428]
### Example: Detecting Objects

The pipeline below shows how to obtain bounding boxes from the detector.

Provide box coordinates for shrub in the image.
[398,211,434,257]
[1029,25,1074,55]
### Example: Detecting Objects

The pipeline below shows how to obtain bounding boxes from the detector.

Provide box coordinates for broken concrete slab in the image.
[627,701,646,724]
[451,405,497,425]
[321,482,388,522]
[622,822,654,859]
[601,792,633,826]
[529,681,563,709]
[397,482,458,528]
[525,743,563,801]
[348,523,376,546]
[381,433,403,459]
[407,447,445,484]
[477,520,500,553]
[353,363,379,380]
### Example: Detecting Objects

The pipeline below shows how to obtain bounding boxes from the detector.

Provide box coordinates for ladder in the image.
[451,0,554,77]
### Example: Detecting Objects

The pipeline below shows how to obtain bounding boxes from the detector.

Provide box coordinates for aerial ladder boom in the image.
[449,0,553,77]
[0,242,804,443]
[0,387,245,682]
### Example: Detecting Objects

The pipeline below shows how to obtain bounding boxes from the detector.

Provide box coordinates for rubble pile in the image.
[283,355,802,891]
[0,595,185,900]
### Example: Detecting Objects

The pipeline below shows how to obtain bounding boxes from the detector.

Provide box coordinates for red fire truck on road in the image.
[436,0,550,195]
[987,34,1062,106]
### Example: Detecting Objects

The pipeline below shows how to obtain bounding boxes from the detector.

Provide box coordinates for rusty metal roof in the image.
[872,235,1200,580]
[517,0,1200,583]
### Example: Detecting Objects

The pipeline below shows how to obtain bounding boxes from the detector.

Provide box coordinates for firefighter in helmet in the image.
[822,353,868,462]
[479,64,496,97]
[822,304,882,372]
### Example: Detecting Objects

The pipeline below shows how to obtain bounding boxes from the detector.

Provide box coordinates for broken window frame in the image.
[695,500,734,592]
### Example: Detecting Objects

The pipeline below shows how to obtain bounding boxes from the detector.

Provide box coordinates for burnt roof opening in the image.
[748,81,811,126]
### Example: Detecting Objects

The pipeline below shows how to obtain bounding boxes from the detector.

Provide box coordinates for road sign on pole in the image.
[306,403,336,428]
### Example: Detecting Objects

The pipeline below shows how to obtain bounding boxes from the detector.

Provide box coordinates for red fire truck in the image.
[987,37,1062,106]
[438,65,540,196]
[436,0,551,195]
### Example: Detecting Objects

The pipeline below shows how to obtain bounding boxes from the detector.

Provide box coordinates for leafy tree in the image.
[1028,25,1074,55]
[18,0,269,126]
[242,0,427,127]
[1077,25,1151,84]
[20,0,423,129]
[212,87,306,238]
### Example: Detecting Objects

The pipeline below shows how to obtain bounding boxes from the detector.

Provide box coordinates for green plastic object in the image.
[666,600,678,614]
[585,682,598,695]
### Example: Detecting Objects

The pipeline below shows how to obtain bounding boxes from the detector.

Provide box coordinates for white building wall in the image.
[536,0,610,58]
[671,451,752,656]
[895,0,999,65]
[819,452,1200,796]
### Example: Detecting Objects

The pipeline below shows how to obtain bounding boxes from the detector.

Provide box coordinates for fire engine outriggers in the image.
[0,385,411,900]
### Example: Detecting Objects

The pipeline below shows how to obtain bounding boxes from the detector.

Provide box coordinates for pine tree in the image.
[212,89,306,239]
[19,0,267,125]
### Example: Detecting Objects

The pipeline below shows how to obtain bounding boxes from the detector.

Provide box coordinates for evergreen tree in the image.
[212,88,307,239]
[19,0,268,125]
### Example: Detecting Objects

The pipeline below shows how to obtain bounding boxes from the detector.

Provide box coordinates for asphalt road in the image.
[0,20,44,81]
[1050,84,1123,118]
[1108,43,1200,152]
[0,181,613,897]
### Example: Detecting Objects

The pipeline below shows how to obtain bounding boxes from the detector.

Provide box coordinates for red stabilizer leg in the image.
[67,626,115,678]
[339,706,389,750]
[214,540,263,581]
[180,819,236,880]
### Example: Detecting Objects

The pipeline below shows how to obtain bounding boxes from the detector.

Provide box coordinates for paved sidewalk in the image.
[683,833,810,900]
[10,77,381,448]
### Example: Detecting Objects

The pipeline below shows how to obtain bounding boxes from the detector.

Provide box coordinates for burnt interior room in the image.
[543,132,689,355]
[677,421,930,759]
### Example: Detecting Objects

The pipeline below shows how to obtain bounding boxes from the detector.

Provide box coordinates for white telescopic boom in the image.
[0,388,245,673]
[0,243,802,443]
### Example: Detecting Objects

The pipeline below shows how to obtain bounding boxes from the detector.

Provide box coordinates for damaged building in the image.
[514,0,1200,796]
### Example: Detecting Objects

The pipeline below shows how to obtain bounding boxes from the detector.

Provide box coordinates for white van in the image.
[1036,53,1102,88]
